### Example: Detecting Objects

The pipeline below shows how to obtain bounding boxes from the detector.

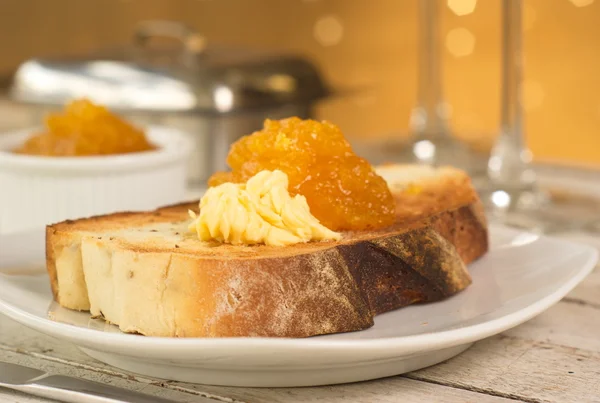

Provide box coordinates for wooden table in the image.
[2,166,600,403]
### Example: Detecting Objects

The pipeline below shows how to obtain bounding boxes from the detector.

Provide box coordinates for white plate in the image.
[0,225,597,387]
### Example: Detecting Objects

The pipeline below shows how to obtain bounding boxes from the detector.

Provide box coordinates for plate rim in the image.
[0,227,597,358]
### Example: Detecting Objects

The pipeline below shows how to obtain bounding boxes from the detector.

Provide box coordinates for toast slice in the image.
[46,164,488,337]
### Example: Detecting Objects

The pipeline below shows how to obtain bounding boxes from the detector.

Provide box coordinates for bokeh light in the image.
[446,28,476,57]
[447,0,477,16]
[569,0,594,7]
[313,15,344,46]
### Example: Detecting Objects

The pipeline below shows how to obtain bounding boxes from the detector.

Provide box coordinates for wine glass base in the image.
[484,186,550,212]
[396,135,485,176]
[479,185,597,234]
[488,209,578,234]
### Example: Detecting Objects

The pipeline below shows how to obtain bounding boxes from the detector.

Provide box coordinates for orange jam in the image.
[14,99,155,156]
[208,117,396,231]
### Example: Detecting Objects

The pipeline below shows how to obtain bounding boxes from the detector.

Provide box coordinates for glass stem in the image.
[412,0,449,139]
[488,0,536,189]
[502,0,524,149]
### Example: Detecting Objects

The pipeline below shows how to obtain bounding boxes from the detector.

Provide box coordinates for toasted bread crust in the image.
[45,166,489,337]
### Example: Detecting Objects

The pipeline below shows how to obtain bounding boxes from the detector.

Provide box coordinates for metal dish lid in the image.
[9,20,329,113]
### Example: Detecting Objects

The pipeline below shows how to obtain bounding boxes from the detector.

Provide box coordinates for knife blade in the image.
[0,361,215,403]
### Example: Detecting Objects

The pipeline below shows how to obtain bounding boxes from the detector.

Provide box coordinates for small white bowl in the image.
[0,126,192,234]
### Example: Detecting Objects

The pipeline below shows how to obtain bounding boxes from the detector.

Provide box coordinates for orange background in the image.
[0,0,599,165]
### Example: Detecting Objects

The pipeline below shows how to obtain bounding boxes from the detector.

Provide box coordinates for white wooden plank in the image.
[404,292,600,402]
[408,336,600,403]
[192,377,523,403]
[503,300,600,352]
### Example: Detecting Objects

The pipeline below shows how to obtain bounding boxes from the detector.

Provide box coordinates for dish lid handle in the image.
[133,20,206,66]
